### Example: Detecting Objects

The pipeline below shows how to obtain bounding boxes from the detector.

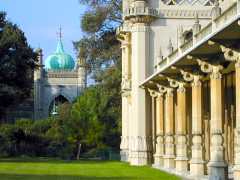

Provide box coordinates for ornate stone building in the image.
[34,37,86,120]
[117,0,240,179]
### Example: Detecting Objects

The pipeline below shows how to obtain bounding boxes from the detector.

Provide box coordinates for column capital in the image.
[197,59,223,79]
[156,84,167,94]
[180,70,194,82]
[167,77,187,92]
[167,78,179,88]
[210,65,223,79]
[148,88,158,98]
[177,82,186,93]
[220,45,240,62]
[192,75,202,87]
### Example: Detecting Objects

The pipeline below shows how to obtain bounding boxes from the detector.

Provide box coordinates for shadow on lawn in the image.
[0,174,136,180]
[0,158,115,164]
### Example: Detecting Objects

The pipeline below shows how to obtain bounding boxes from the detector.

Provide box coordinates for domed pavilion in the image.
[34,31,86,120]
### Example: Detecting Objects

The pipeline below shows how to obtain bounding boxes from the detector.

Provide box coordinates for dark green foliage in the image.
[73,0,123,153]
[0,95,120,159]
[0,12,37,120]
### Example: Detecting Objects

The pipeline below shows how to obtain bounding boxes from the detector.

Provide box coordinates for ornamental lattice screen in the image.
[161,0,221,6]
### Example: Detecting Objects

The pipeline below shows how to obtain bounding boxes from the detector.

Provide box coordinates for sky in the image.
[0,0,86,62]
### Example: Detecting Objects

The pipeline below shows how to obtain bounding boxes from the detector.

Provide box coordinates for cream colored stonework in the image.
[118,0,240,179]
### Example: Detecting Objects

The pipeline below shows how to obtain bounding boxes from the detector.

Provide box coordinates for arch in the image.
[47,93,73,116]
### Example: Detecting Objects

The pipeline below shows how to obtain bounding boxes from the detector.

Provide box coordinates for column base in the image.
[234,171,240,180]
[120,150,129,162]
[163,156,175,169]
[208,161,228,180]
[190,160,205,176]
[175,158,188,173]
[233,165,240,180]
[130,151,152,166]
[154,154,164,167]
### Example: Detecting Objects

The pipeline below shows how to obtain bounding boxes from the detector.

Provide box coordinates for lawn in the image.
[0,158,181,180]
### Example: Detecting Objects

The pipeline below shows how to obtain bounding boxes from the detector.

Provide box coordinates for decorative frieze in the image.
[123,6,212,20]
[161,0,218,6]
[46,71,78,78]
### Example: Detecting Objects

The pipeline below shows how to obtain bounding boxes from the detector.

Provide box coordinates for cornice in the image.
[123,7,212,21]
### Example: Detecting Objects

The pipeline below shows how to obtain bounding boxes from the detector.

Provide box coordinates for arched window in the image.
[49,95,69,116]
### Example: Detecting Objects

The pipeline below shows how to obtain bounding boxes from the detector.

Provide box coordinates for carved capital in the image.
[157,84,167,94]
[168,78,179,88]
[180,70,194,82]
[197,59,223,79]
[148,88,158,98]
[210,65,223,80]
[220,45,240,62]
[197,59,213,73]
[192,75,202,87]
[177,83,186,93]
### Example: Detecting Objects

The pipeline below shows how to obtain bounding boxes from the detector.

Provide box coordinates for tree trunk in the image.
[76,143,81,160]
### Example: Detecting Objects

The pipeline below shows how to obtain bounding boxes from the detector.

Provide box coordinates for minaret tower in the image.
[77,48,87,95]
[34,48,44,120]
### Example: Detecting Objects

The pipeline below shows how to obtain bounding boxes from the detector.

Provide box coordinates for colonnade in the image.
[147,56,240,179]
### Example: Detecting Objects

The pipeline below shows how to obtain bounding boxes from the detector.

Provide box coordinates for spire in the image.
[211,0,221,20]
[56,26,64,53]
[57,26,63,41]
[194,13,199,24]
[167,38,174,54]
[193,13,201,34]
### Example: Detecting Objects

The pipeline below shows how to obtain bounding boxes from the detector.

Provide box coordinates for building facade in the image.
[34,39,86,120]
[117,0,240,179]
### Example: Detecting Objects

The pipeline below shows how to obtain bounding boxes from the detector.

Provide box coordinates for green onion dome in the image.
[45,40,75,71]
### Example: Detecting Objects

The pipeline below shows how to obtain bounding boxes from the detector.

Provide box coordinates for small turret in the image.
[35,48,43,66]
[34,48,43,81]
[34,48,43,120]
[192,13,201,35]
[211,0,221,20]
[77,51,87,95]
[167,38,174,55]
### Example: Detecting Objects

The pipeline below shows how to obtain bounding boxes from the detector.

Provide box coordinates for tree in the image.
[0,12,37,120]
[73,0,122,152]
[70,87,105,159]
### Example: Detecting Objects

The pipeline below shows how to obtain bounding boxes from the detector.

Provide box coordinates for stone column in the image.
[175,83,188,173]
[129,21,152,166]
[234,60,240,179]
[121,92,130,162]
[208,66,227,180]
[220,45,240,179]
[164,88,175,169]
[154,89,165,167]
[197,59,227,179]
[120,34,131,162]
[148,89,157,157]
[190,75,205,176]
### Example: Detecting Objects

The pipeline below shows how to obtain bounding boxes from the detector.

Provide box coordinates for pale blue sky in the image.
[0,0,86,61]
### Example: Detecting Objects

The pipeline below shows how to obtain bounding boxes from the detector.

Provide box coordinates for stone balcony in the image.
[141,0,240,87]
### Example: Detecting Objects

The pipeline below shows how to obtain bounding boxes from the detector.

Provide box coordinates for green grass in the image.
[0,158,181,180]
